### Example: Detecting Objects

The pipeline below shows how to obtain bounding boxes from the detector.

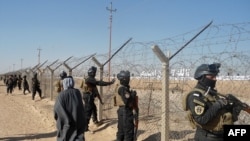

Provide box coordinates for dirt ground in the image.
[1,79,249,141]
[0,80,117,141]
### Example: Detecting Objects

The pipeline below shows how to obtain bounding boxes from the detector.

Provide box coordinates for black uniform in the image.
[115,70,138,141]
[12,75,18,89]
[83,76,114,131]
[185,84,232,141]
[17,75,23,90]
[184,63,239,141]
[6,75,14,94]
[116,84,137,141]
[31,73,42,100]
[23,76,30,94]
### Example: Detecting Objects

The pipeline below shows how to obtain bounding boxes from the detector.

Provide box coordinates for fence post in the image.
[151,45,169,141]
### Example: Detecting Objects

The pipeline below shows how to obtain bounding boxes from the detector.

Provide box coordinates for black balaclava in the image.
[199,75,216,89]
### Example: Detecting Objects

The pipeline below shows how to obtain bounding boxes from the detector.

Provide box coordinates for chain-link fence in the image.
[1,22,250,141]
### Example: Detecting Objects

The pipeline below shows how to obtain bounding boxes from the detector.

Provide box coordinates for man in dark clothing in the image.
[17,74,23,90]
[114,70,138,141]
[6,75,14,94]
[12,74,18,90]
[82,66,115,132]
[31,72,42,100]
[54,77,86,141]
[183,63,241,141]
[23,75,31,94]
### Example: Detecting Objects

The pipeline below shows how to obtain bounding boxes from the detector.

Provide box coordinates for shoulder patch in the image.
[194,105,205,115]
[125,92,130,98]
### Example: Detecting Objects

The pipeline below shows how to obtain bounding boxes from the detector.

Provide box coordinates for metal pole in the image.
[47,59,59,100]
[169,21,213,60]
[62,56,74,76]
[46,67,54,101]
[37,47,42,65]
[103,38,132,66]
[21,58,23,69]
[92,38,132,121]
[106,2,116,81]
[150,21,212,140]
[99,66,104,120]
[151,45,169,141]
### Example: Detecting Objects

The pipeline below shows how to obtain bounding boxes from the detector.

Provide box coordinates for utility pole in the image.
[106,2,116,81]
[13,64,15,71]
[37,47,42,65]
[21,58,23,69]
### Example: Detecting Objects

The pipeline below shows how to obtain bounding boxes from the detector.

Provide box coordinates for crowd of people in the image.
[3,73,41,100]
[2,66,139,141]
[1,63,248,141]
[3,74,31,95]
[3,74,20,94]
[53,66,139,141]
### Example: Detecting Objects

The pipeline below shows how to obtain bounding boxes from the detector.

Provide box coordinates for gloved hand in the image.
[225,94,234,104]
[232,105,242,121]
[217,98,228,107]
[111,78,115,84]
[131,90,137,96]
[225,94,235,109]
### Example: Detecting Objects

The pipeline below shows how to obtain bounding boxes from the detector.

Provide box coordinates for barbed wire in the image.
[2,22,250,141]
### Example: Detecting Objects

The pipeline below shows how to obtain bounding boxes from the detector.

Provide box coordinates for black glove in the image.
[217,98,228,108]
[111,78,115,84]
[131,90,137,97]
[225,94,234,106]
[232,105,242,121]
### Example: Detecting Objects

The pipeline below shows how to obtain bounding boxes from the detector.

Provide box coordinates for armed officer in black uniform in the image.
[23,75,31,94]
[31,72,42,100]
[83,66,115,131]
[114,70,138,141]
[183,63,241,141]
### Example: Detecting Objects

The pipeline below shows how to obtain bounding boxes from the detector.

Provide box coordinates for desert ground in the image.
[1,78,250,141]
[0,80,118,141]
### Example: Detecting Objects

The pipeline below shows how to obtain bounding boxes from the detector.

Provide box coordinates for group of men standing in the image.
[3,62,248,141]
[3,73,41,100]
[54,66,139,141]
[3,74,22,94]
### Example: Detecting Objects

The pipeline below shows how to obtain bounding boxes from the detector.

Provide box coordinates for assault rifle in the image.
[218,93,250,120]
[226,94,250,112]
[131,90,139,141]
[208,88,250,114]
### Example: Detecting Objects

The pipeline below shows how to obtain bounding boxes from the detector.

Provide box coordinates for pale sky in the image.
[1,0,249,73]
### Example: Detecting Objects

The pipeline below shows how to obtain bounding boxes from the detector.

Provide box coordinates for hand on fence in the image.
[111,78,115,84]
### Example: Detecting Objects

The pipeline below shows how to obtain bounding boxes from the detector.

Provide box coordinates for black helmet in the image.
[59,70,67,80]
[88,66,97,77]
[194,63,221,80]
[117,70,130,85]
